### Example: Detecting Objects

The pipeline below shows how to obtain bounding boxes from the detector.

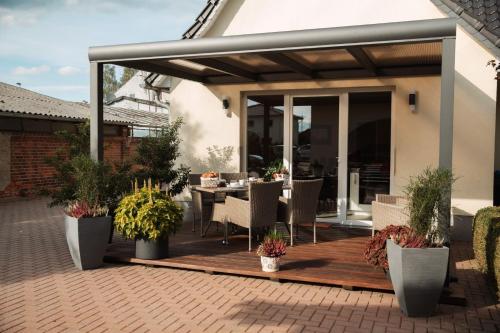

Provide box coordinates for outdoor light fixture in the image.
[222,97,230,117]
[409,90,417,112]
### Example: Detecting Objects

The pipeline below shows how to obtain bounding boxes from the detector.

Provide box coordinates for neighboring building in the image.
[90,0,500,225]
[0,82,168,198]
[108,71,170,114]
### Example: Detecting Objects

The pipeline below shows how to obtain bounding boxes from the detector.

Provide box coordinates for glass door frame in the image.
[241,87,395,224]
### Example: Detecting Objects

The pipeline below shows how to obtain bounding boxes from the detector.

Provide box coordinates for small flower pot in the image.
[64,215,112,270]
[260,256,281,272]
[135,238,169,260]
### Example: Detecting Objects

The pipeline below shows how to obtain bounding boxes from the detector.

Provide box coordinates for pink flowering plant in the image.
[256,231,287,258]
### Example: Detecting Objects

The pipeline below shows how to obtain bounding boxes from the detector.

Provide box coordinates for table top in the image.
[192,184,291,193]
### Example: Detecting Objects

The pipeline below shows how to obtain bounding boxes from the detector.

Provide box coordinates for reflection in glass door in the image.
[292,96,340,220]
[246,95,284,177]
[347,92,391,222]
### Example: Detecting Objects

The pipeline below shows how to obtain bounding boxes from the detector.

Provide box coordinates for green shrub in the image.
[404,167,455,244]
[134,118,190,196]
[473,207,500,298]
[45,121,132,210]
[114,185,183,240]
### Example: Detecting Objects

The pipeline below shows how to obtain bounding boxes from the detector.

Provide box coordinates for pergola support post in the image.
[439,37,456,246]
[439,37,456,170]
[90,62,104,161]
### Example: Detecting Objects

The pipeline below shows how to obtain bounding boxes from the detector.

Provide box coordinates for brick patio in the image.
[0,198,499,333]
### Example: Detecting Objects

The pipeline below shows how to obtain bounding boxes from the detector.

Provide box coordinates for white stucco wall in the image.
[170,0,498,214]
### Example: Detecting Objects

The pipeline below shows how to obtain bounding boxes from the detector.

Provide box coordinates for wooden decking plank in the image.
[105,223,394,291]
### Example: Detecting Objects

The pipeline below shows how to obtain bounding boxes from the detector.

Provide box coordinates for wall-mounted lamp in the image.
[409,90,417,113]
[222,97,231,117]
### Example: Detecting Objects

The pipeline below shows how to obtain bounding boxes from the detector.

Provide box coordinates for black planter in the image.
[387,239,449,317]
[135,238,169,259]
[64,215,112,270]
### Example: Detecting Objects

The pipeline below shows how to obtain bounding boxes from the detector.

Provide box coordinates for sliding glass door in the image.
[291,96,341,220]
[244,90,392,225]
[347,92,391,222]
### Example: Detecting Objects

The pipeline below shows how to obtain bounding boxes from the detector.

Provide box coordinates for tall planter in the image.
[387,239,449,317]
[64,215,112,270]
[136,238,169,260]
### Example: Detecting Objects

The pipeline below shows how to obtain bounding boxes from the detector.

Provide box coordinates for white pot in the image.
[260,256,281,272]
[274,174,290,186]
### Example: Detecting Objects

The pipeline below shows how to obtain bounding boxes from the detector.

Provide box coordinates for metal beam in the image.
[203,64,441,84]
[439,37,455,170]
[90,62,103,161]
[188,58,257,81]
[89,19,457,62]
[346,47,377,74]
[260,53,313,78]
[116,61,205,83]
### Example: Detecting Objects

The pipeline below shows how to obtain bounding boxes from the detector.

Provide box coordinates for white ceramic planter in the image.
[260,256,281,272]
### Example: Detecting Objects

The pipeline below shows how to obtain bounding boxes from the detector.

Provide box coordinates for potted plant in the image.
[388,167,454,317]
[364,224,410,277]
[63,155,112,270]
[256,231,287,272]
[45,121,132,244]
[264,160,289,185]
[114,181,183,260]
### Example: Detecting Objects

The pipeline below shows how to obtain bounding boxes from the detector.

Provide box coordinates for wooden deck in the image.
[105,223,393,291]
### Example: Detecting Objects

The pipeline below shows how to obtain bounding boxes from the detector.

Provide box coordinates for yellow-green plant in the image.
[114,184,183,240]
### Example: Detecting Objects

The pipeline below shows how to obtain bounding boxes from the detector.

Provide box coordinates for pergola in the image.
[88,18,456,171]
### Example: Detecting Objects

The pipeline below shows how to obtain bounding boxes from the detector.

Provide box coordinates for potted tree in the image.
[45,121,132,244]
[63,155,112,270]
[387,167,455,317]
[114,181,183,260]
[256,231,287,272]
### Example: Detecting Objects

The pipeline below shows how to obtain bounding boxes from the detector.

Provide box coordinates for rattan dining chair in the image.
[278,178,323,245]
[189,173,224,234]
[212,181,283,251]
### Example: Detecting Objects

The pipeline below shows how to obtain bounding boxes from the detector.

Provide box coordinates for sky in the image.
[0,0,206,101]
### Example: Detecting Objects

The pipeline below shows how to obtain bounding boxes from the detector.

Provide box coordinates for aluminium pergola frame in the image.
[88,18,456,175]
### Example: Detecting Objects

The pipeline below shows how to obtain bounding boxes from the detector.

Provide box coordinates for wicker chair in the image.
[278,179,323,245]
[371,194,409,236]
[221,172,249,199]
[220,172,248,182]
[212,181,283,251]
[189,173,224,235]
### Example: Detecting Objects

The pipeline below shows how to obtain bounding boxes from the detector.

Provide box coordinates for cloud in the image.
[0,7,41,27]
[31,84,88,92]
[58,65,80,76]
[12,64,50,75]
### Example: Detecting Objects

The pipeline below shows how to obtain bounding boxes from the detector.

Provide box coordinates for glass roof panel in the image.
[363,42,442,67]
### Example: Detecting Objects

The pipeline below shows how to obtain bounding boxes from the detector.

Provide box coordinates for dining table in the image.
[190,183,291,237]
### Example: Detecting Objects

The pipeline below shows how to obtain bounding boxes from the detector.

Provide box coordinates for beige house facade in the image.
[88,0,500,227]
[165,0,499,217]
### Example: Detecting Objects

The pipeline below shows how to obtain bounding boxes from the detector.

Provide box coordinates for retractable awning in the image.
[89,18,457,176]
[88,19,456,84]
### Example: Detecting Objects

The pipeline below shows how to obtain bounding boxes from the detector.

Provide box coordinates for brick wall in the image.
[0,131,140,199]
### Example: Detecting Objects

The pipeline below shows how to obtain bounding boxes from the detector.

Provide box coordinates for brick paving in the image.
[0,198,499,333]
